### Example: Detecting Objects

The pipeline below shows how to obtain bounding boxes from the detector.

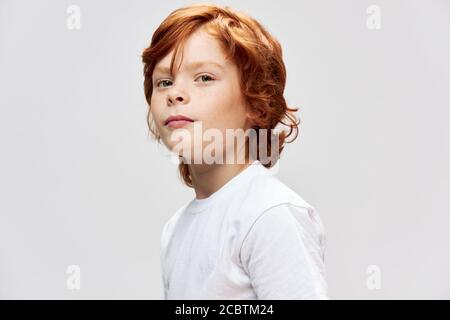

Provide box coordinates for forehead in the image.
[154,28,229,73]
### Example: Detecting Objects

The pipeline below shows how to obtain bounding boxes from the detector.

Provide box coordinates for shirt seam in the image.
[238,202,312,270]
[238,202,326,298]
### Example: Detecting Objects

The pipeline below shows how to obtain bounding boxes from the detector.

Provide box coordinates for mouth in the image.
[164,115,195,129]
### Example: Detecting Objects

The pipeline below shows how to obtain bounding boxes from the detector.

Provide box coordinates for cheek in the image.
[199,85,246,130]
[149,97,166,138]
[207,98,247,131]
[150,95,163,123]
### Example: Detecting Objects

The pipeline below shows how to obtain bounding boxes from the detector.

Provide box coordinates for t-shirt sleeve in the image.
[239,203,328,299]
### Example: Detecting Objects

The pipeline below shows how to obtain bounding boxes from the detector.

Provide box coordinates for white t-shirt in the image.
[160,160,328,299]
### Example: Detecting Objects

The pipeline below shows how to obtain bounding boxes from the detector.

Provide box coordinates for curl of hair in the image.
[142,3,300,188]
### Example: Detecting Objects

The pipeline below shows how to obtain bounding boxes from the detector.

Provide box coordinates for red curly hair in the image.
[142,3,300,188]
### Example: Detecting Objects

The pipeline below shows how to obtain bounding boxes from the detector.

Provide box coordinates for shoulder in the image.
[242,202,326,257]
[245,169,315,212]
[239,171,322,232]
[230,169,325,251]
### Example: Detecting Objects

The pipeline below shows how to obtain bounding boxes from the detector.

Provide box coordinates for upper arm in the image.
[240,203,328,299]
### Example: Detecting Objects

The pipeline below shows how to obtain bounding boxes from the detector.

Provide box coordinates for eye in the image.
[155,79,172,88]
[196,74,215,83]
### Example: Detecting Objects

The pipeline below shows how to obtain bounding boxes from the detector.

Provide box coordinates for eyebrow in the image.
[153,61,224,75]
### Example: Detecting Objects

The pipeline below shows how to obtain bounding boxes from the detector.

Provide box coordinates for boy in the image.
[142,4,328,299]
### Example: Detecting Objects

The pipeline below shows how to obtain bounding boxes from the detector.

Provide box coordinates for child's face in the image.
[150,27,252,160]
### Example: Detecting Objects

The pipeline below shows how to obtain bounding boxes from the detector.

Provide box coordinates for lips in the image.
[164,114,194,126]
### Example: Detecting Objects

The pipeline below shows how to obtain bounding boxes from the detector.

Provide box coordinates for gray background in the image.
[1,0,449,299]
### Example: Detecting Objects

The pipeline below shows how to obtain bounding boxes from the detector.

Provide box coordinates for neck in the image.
[187,161,252,199]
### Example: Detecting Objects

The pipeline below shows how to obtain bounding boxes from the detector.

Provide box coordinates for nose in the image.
[167,88,189,106]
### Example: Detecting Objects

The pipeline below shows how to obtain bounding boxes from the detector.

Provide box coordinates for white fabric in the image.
[160,160,328,299]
